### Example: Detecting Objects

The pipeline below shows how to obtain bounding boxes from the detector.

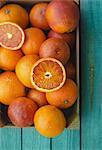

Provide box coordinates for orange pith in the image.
[31,58,66,92]
[0,22,25,50]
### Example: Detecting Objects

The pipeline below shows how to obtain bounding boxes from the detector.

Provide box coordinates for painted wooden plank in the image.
[80,0,102,150]
[52,129,80,150]
[22,128,51,150]
[0,128,21,150]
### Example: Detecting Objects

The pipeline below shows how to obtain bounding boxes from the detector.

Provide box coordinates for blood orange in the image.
[0,72,26,105]
[8,97,38,127]
[0,4,29,29]
[34,105,66,138]
[16,55,39,88]
[46,0,79,33]
[48,30,76,50]
[46,79,78,109]
[29,3,49,30]
[39,38,70,65]
[31,58,66,92]
[0,22,25,50]
[27,89,48,107]
[0,47,23,71]
[21,27,46,55]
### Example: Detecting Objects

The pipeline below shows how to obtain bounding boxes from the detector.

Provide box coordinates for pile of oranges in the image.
[0,0,79,138]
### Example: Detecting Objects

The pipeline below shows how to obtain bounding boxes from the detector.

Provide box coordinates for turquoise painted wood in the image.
[22,128,80,150]
[0,128,21,150]
[0,0,102,150]
[22,128,51,150]
[80,0,102,149]
[52,129,80,150]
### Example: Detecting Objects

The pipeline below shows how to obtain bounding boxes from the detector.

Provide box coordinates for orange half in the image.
[31,58,66,92]
[0,22,25,50]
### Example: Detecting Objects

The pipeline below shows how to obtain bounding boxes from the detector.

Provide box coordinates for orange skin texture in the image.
[30,3,50,30]
[48,30,76,49]
[21,28,46,55]
[0,47,23,71]
[65,62,76,80]
[46,79,78,109]
[53,0,79,5]
[27,89,48,107]
[8,97,38,127]
[46,0,79,33]
[39,38,70,65]
[0,72,26,105]
[16,55,39,88]
[34,105,66,138]
[0,4,29,29]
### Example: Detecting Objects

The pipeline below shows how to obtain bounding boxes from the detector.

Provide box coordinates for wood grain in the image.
[22,128,80,150]
[80,0,102,149]
[22,128,51,150]
[1,1,102,150]
[52,129,80,150]
[0,128,21,150]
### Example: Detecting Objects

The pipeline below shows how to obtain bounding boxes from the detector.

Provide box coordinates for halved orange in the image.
[31,58,66,92]
[0,22,25,50]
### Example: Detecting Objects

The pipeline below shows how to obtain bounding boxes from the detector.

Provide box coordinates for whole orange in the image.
[0,4,29,29]
[21,28,46,55]
[39,38,70,65]
[34,105,66,138]
[0,47,23,71]
[46,79,78,109]
[16,55,39,88]
[27,89,48,107]
[46,0,79,33]
[30,3,49,30]
[48,30,76,50]
[0,72,26,105]
[8,97,38,127]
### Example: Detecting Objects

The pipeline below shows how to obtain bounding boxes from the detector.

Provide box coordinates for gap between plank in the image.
[50,138,52,150]
[21,128,23,150]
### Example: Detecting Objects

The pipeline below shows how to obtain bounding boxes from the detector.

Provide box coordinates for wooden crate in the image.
[0,0,80,129]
